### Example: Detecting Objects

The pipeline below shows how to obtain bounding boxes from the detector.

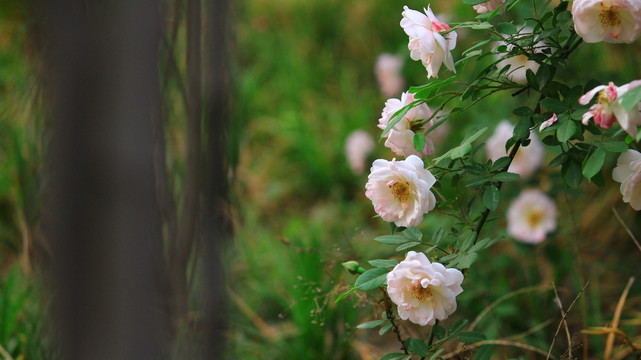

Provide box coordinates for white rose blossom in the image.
[386,251,464,326]
[344,130,375,175]
[571,0,641,43]
[473,0,505,14]
[365,155,436,228]
[580,80,641,137]
[612,149,641,210]
[401,5,457,79]
[507,189,557,244]
[378,92,435,157]
[485,120,544,179]
[375,53,405,97]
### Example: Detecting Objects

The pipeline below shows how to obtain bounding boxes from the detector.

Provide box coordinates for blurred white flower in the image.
[378,92,435,157]
[580,80,641,137]
[496,54,540,84]
[375,53,405,97]
[495,28,543,84]
[612,149,641,210]
[365,155,436,227]
[387,251,463,326]
[401,5,457,78]
[572,0,641,43]
[473,0,505,14]
[485,120,544,179]
[344,130,375,175]
[507,189,557,244]
[539,113,558,131]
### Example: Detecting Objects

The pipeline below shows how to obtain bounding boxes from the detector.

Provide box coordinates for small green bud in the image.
[342,261,365,275]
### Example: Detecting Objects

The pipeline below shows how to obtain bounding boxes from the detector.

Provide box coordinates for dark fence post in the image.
[44,0,168,358]
[202,0,230,356]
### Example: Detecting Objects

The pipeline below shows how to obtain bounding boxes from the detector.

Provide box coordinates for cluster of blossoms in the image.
[352,0,641,332]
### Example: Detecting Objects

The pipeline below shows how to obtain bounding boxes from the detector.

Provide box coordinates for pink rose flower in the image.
[375,53,405,97]
[378,92,435,157]
[613,149,641,210]
[345,130,375,175]
[580,80,641,137]
[401,5,457,78]
[572,0,641,43]
[507,189,557,244]
[365,155,436,227]
[387,251,463,326]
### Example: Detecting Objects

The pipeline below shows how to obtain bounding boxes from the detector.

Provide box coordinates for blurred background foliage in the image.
[0,0,640,358]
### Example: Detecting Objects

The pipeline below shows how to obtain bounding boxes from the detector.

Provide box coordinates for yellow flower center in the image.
[389,180,410,202]
[599,8,621,28]
[526,209,545,228]
[411,283,433,302]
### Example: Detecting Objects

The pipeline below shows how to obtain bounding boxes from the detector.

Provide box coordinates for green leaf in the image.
[381,353,412,360]
[335,286,357,303]
[451,143,472,159]
[582,147,606,180]
[549,152,567,168]
[433,324,446,339]
[491,157,511,171]
[619,85,641,112]
[601,140,628,152]
[355,268,389,291]
[557,119,577,142]
[368,259,399,268]
[470,236,500,252]
[562,159,583,188]
[540,98,568,113]
[356,320,385,329]
[461,127,488,145]
[496,22,517,34]
[452,252,478,269]
[374,235,409,245]
[379,322,393,335]
[449,319,469,335]
[536,63,554,87]
[430,349,445,360]
[474,345,494,360]
[470,22,493,29]
[432,227,445,244]
[413,132,426,153]
[406,338,431,357]
[463,0,491,4]
[512,106,532,117]
[526,69,539,90]
[456,331,487,344]
[491,172,520,182]
[404,227,423,242]
[483,185,501,211]
[513,118,532,141]
[463,39,491,55]
[396,241,421,252]
[466,176,489,188]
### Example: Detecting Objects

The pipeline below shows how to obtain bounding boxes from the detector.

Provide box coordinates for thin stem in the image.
[381,288,408,354]
[427,319,439,346]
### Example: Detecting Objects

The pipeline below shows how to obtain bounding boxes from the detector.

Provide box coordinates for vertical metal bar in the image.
[44,0,167,358]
